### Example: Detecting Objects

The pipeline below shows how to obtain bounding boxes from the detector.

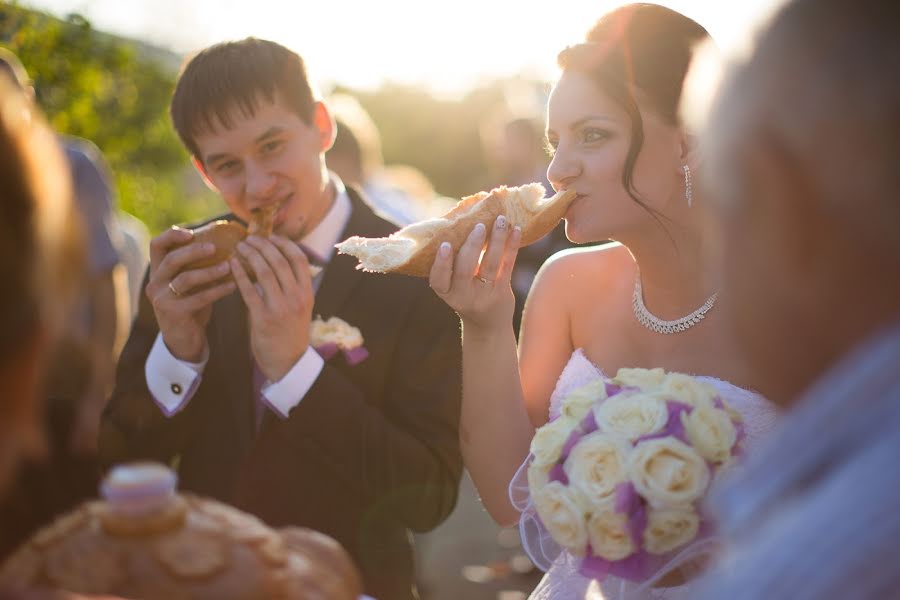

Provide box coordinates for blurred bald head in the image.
[706,0,900,404]
[713,0,900,248]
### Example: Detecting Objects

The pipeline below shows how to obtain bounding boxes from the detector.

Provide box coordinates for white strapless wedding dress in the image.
[510,349,779,600]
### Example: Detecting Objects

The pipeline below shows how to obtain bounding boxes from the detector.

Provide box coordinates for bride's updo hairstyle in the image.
[558,3,711,213]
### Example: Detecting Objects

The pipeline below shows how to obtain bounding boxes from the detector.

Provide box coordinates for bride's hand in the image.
[429,215,522,332]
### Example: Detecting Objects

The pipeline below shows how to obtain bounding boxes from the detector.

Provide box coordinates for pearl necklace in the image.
[632,272,718,335]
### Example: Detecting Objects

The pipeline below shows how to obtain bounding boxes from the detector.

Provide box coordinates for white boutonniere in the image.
[309,316,369,365]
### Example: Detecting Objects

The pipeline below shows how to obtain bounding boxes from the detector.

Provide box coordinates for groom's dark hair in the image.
[170,38,317,161]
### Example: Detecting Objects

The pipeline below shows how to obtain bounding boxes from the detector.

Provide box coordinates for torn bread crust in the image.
[248,204,277,237]
[336,183,577,277]
[184,217,321,281]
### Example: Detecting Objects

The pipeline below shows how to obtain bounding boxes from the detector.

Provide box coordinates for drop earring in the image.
[683,164,693,208]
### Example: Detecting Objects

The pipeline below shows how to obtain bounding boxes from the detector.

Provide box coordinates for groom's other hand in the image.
[231,234,314,382]
[146,227,236,362]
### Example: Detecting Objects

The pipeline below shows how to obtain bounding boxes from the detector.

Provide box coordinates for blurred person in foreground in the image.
[0,49,129,560]
[691,0,900,598]
[0,50,129,455]
[0,71,99,600]
[99,38,462,600]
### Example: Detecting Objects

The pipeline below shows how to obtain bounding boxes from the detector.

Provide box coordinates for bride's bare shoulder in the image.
[533,242,633,292]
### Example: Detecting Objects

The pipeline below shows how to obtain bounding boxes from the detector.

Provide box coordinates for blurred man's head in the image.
[326,119,364,186]
[171,38,336,241]
[500,118,546,183]
[325,93,384,187]
[706,0,900,404]
[0,78,83,493]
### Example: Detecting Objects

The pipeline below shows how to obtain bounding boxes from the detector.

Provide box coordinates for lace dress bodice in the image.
[512,349,779,600]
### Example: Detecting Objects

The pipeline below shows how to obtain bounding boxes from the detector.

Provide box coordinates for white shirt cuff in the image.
[260,346,325,419]
[145,333,209,417]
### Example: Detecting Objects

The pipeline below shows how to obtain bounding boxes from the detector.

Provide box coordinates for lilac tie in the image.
[298,243,326,292]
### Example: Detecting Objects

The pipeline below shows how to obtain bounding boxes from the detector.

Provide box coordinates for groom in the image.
[99,38,462,600]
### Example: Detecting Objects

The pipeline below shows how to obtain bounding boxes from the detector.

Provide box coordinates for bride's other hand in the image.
[429,215,522,332]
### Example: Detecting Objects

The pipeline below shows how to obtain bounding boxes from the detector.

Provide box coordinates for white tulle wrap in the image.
[510,350,778,600]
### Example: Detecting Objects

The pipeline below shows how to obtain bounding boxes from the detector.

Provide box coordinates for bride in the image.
[428,4,777,599]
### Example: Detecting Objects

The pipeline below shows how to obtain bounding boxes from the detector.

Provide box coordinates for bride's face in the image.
[546,70,685,244]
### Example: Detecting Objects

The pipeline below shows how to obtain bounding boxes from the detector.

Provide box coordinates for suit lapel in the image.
[314,188,397,316]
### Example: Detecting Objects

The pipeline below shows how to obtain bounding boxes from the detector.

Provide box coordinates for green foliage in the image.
[0,2,220,233]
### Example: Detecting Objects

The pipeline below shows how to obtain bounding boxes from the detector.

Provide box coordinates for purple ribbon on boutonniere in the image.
[314,342,370,366]
[310,316,369,365]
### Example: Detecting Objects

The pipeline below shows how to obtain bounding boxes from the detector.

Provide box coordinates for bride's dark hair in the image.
[558,3,711,215]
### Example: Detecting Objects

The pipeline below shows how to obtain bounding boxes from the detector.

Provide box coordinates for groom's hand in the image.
[231,235,314,382]
[147,227,236,362]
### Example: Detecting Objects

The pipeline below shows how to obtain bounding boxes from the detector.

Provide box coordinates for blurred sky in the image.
[24,0,779,97]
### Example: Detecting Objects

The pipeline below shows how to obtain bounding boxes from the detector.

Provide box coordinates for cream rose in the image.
[643,506,700,554]
[682,404,737,463]
[564,433,629,506]
[560,381,607,421]
[587,508,635,561]
[659,373,717,408]
[532,482,588,553]
[527,461,551,491]
[530,417,577,468]
[613,368,667,390]
[628,438,710,508]
[309,316,364,350]
[593,393,669,441]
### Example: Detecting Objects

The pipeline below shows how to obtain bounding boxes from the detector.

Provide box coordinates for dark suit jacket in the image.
[100,188,463,599]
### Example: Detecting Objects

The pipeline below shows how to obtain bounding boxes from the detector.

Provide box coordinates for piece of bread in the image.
[181,206,322,283]
[336,183,576,277]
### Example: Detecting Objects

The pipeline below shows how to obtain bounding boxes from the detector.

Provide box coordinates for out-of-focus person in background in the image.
[326,92,425,225]
[690,0,900,598]
[0,73,89,600]
[494,117,553,191]
[112,210,151,321]
[483,115,578,335]
[0,48,131,560]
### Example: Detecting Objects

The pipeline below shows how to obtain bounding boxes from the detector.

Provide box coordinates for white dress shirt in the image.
[147,179,353,419]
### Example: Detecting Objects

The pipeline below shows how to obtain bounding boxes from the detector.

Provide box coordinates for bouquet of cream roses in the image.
[527,368,744,582]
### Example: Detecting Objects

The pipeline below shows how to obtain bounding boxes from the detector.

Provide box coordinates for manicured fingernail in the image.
[202,243,215,253]
[474,223,486,236]
[496,215,507,230]
[439,242,451,258]
[512,226,522,239]
[217,262,230,272]
[237,242,248,253]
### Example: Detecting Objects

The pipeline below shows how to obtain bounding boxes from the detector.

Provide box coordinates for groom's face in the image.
[193,93,335,241]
